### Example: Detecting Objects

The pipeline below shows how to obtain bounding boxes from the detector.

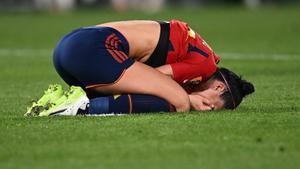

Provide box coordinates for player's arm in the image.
[156,62,215,84]
[155,64,174,77]
[156,63,215,111]
[92,62,190,112]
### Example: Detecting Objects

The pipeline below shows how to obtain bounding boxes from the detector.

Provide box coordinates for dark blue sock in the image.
[87,94,175,115]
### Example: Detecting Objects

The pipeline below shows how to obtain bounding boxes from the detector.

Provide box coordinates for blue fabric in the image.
[130,94,175,113]
[87,94,175,115]
[53,26,135,88]
[88,97,110,114]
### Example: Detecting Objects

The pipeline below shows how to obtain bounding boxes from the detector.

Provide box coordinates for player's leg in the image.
[87,61,190,112]
[38,87,174,116]
[42,61,188,116]
[87,94,175,115]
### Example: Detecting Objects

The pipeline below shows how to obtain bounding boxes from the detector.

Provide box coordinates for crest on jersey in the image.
[188,28,196,39]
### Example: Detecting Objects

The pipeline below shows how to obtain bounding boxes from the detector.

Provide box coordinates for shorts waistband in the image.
[144,21,170,67]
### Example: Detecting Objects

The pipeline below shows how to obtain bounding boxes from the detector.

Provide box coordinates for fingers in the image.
[201,97,212,106]
[193,94,213,107]
[203,103,215,111]
[200,104,214,111]
[192,94,210,103]
[193,103,213,111]
[189,94,215,111]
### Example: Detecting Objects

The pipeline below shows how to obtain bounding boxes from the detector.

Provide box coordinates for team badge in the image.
[188,28,196,39]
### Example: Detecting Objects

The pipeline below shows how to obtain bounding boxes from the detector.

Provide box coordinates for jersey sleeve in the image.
[170,55,218,84]
[167,20,220,84]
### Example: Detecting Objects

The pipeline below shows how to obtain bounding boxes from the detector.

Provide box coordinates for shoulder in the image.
[170,19,189,30]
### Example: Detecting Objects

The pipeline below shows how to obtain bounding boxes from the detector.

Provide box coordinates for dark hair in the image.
[210,68,255,109]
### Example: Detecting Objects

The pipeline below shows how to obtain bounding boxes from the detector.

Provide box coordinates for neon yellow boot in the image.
[39,86,89,116]
[24,84,64,117]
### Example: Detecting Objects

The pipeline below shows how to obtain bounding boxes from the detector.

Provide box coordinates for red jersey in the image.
[166,20,220,84]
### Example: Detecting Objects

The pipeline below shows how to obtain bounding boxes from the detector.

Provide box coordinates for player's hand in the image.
[188,94,215,111]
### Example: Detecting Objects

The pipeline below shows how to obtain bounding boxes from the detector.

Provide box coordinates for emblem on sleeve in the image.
[188,28,196,39]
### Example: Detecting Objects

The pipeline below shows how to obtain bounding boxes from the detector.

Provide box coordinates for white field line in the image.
[0,48,52,57]
[219,52,300,61]
[0,48,299,61]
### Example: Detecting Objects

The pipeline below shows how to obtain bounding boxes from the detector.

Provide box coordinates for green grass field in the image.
[0,6,300,169]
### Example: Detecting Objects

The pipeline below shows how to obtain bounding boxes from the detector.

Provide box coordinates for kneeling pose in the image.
[25,20,254,116]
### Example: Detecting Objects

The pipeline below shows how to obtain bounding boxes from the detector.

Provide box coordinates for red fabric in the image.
[166,20,220,84]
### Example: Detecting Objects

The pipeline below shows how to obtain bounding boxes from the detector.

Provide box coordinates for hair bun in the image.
[240,80,255,97]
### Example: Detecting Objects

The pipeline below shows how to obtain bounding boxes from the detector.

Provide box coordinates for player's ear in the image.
[214,81,226,93]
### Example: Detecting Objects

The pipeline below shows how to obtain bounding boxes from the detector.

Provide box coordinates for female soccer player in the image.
[25,20,254,116]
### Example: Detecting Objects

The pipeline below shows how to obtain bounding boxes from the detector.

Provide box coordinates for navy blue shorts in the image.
[53,26,135,89]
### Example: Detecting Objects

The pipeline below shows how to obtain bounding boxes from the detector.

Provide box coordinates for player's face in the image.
[190,79,226,110]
